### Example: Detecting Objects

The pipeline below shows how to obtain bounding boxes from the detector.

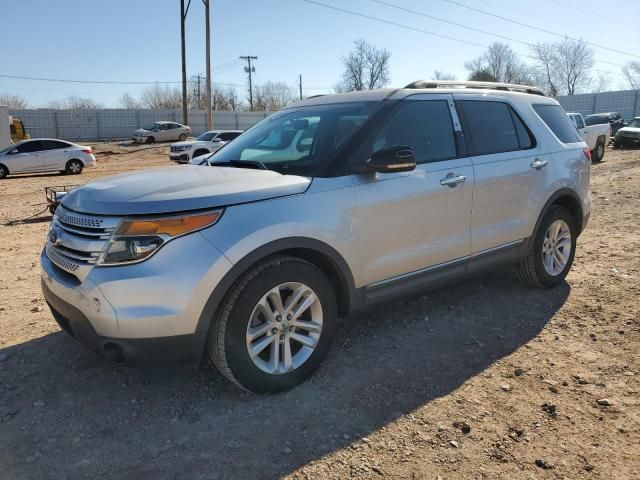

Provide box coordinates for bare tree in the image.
[0,94,28,109]
[531,38,594,95]
[622,61,640,89]
[433,70,457,81]
[338,39,391,92]
[47,96,103,110]
[141,84,183,110]
[465,42,531,85]
[467,68,498,82]
[592,71,612,93]
[213,85,243,111]
[118,92,141,109]
[254,82,296,111]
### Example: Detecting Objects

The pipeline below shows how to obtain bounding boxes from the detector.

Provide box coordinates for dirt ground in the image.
[0,143,638,480]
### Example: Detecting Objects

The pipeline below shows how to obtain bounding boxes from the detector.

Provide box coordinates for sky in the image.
[2,0,639,107]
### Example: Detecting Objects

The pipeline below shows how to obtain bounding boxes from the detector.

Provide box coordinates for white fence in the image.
[555,89,640,121]
[8,109,270,141]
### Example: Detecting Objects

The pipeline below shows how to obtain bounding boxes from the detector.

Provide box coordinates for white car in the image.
[170,130,242,163]
[132,121,191,144]
[567,112,610,162]
[0,139,96,178]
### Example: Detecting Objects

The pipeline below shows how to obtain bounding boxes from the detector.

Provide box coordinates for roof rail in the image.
[404,80,546,97]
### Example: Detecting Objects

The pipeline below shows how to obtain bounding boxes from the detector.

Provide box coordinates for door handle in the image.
[530,158,548,170]
[440,174,467,187]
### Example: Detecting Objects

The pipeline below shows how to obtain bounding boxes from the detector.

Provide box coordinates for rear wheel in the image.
[0,164,7,179]
[516,206,577,288]
[591,139,605,162]
[209,255,337,393]
[65,159,83,175]
[193,149,209,159]
[178,133,187,141]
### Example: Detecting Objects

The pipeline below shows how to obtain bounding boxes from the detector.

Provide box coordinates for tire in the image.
[209,255,337,394]
[178,133,187,141]
[65,159,83,175]
[516,206,577,288]
[591,139,605,162]
[193,149,209,159]
[146,136,155,144]
[0,164,7,179]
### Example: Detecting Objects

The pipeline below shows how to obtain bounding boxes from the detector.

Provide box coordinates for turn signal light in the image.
[116,211,221,237]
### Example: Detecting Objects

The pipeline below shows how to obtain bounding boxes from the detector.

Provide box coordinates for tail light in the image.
[583,148,591,161]
[82,148,92,154]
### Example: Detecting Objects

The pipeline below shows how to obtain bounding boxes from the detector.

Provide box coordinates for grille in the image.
[46,206,121,278]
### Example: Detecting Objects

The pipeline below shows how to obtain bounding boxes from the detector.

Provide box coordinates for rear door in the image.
[42,140,73,170]
[4,140,45,173]
[353,94,474,285]
[456,96,548,253]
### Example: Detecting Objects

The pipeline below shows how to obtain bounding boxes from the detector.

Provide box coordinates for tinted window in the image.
[585,115,608,126]
[372,100,456,163]
[574,115,585,129]
[460,101,522,155]
[534,105,583,143]
[16,141,45,153]
[43,140,71,150]
[218,132,240,141]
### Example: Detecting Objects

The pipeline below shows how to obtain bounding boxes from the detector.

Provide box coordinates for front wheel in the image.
[65,159,83,175]
[209,255,337,393]
[0,164,7,179]
[146,136,155,144]
[516,206,577,288]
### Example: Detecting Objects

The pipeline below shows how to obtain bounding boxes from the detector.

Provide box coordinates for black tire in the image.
[591,139,605,162]
[193,149,209,159]
[0,164,7,179]
[146,136,155,144]
[516,206,577,288]
[209,255,337,394]
[178,133,187,141]
[65,159,83,175]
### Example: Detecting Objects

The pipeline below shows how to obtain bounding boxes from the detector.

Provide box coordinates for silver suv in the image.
[41,81,591,393]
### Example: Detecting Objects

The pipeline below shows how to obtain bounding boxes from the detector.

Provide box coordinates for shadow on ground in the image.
[0,269,569,479]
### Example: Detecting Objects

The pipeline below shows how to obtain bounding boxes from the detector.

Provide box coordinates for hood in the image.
[134,128,152,135]
[171,140,213,148]
[62,166,311,215]
[617,126,640,134]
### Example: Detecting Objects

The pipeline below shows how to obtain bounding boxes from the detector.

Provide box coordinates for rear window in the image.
[533,105,583,143]
[585,115,608,126]
[459,101,534,155]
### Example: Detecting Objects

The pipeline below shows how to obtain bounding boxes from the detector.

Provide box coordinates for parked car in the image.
[132,121,191,144]
[169,130,243,163]
[0,139,95,178]
[613,117,640,148]
[41,81,591,393]
[584,112,625,136]
[567,112,609,162]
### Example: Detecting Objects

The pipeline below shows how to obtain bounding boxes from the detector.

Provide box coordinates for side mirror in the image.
[365,146,416,173]
[9,148,18,155]
[212,137,222,142]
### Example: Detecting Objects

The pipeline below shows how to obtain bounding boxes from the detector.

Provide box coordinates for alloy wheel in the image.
[245,282,323,375]
[542,219,572,276]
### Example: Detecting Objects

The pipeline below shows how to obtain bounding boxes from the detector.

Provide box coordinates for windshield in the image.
[209,101,376,176]
[585,115,608,126]
[0,143,22,154]
[197,132,216,141]
[626,119,640,128]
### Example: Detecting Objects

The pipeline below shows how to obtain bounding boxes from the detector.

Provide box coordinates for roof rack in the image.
[404,80,546,97]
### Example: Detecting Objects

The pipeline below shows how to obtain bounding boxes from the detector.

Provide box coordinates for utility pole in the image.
[203,0,212,129]
[240,55,258,110]
[180,0,191,126]
[299,74,303,100]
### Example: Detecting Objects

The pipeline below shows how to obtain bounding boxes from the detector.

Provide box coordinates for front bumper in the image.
[170,153,191,163]
[614,136,640,147]
[40,231,234,366]
[132,136,147,143]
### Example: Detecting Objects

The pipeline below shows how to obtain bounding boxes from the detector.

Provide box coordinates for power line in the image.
[442,0,640,59]
[302,0,625,74]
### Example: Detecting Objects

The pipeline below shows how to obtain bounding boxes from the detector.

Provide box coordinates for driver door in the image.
[352,94,474,286]
[5,140,45,173]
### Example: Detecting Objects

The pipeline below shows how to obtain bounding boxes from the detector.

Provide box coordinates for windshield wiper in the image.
[207,158,268,170]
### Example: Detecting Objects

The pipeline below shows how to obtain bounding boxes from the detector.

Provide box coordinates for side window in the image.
[371,100,457,164]
[533,104,583,143]
[43,140,70,150]
[16,141,44,153]
[575,115,585,129]
[511,108,535,150]
[218,132,238,141]
[459,101,521,155]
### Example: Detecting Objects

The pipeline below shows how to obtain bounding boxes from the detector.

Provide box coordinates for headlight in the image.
[97,210,222,265]
[174,145,190,151]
